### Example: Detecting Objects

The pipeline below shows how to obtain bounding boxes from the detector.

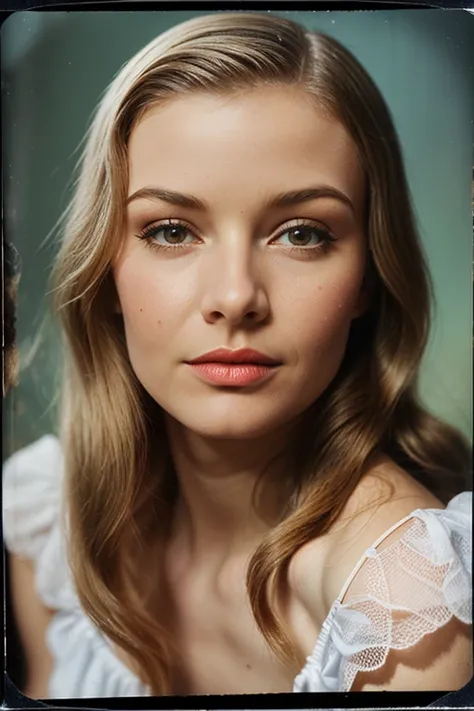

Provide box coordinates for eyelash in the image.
[135,218,338,256]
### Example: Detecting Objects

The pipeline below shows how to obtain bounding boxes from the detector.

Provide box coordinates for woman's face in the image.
[114,85,368,439]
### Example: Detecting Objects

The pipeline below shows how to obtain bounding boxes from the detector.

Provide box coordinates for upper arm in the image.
[9,554,55,698]
[331,507,471,691]
[352,616,472,691]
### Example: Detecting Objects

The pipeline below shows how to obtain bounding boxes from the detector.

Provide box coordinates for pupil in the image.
[164,226,185,243]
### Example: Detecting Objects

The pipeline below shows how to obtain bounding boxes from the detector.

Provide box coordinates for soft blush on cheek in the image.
[281,267,366,403]
[113,251,185,354]
[283,259,366,336]
[297,297,354,362]
[320,280,364,326]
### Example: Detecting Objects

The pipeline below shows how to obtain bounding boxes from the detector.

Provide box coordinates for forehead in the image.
[127,86,364,209]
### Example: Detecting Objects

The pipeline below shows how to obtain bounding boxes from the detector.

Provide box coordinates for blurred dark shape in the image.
[3,239,20,395]
[3,239,27,695]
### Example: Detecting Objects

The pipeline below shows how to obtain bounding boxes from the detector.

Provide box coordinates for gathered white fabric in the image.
[293,492,472,692]
[3,435,472,698]
[3,436,149,698]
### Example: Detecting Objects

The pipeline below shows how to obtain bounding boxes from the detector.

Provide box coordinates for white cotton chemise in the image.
[2,435,472,698]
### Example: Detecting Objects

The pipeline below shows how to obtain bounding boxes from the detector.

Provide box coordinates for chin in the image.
[144,378,326,442]
[174,416,285,441]
[163,397,308,442]
[200,424,280,440]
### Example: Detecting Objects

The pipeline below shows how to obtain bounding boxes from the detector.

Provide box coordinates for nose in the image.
[200,241,270,328]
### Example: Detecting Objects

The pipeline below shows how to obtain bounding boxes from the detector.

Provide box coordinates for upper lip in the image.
[187,348,280,365]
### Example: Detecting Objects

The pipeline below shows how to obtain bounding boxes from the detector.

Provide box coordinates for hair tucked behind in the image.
[51,13,470,693]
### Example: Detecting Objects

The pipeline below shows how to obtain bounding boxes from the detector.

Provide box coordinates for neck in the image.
[165,416,298,559]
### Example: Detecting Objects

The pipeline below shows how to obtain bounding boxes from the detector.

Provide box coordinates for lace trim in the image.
[329,510,471,691]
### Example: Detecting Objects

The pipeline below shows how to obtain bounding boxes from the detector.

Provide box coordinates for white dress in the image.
[3,435,472,698]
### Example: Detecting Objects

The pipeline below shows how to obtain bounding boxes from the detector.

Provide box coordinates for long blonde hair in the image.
[51,13,470,694]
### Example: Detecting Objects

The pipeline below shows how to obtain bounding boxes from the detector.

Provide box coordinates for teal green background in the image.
[2,10,473,459]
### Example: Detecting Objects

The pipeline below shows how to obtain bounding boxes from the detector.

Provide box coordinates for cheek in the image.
[281,272,363,361]
[113,252,190,352]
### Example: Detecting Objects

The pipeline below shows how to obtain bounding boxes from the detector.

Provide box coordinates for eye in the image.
[138,220,196,246]
[134,219,200,255]
[272,222,336,251]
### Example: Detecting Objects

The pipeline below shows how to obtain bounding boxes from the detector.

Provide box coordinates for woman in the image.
[3,12,472,699]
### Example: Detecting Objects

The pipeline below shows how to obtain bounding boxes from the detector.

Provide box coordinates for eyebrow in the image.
[126,185,355,214]
[126,187,205,210]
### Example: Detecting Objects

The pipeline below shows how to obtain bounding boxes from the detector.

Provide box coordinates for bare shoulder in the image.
[352,615,472,691]
[288,457,443,628]
[286,459,472,690]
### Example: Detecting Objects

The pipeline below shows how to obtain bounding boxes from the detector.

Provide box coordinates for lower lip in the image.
[187,362,278,386]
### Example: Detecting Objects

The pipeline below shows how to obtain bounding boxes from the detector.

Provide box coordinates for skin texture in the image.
[115,86,369,557]
[288,461,472,692]
[10,86,470,698]
[117,87,368,443]
[8,555,54,698]
[110,87,472,693]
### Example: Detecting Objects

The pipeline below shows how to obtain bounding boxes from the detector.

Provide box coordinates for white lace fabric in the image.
[293,493,472,692]
[3,436,472,697]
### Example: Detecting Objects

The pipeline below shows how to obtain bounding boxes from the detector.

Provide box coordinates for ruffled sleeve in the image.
[47,611,151,698]
[3,435,152,698]
[3,435,75,611]
[293,492,472,693]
